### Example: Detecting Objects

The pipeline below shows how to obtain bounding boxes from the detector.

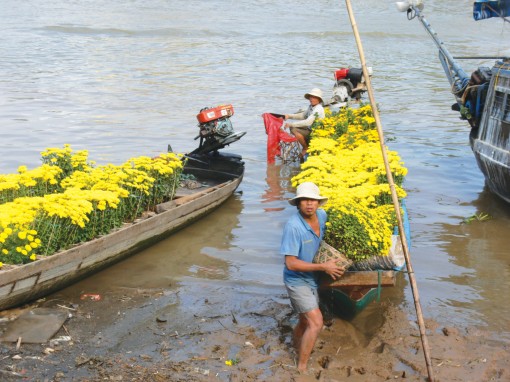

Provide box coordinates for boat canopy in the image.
[473,0,510,20]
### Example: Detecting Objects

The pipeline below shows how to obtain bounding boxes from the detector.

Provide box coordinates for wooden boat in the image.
[0,105,247,311]
[399,1,510,203]
[0,151,244,311]
[319,204,410,318]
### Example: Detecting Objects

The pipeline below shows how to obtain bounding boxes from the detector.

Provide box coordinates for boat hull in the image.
[471,137,510,203]
[0,152,244,311]
[470,60,510,204]
[319,238,402,318]
[320,287,380,319]
[470,60,510,203]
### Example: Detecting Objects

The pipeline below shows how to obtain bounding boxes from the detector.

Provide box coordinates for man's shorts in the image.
[285,284,319,314]
[290,126,311,139]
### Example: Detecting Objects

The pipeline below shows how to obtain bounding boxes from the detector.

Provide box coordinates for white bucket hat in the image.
[304,88,324,104]
[289,182,328,206]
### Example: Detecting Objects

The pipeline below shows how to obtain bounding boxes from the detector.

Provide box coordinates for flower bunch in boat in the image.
[0,145,183,267]
[292,105,407,261]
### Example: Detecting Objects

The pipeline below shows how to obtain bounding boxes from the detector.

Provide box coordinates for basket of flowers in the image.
[313,241,353,269]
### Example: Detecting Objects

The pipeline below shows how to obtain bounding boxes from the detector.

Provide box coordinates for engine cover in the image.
[196,104,234,124]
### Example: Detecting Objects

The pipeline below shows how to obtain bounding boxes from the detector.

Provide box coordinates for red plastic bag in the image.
[262,113,297,164]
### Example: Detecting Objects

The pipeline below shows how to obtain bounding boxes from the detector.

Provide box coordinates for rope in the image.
[344,1,435,381]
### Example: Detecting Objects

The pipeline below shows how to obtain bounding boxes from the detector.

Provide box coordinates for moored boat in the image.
[319,204,410,318]
[267,88,410,318]
[0,106,246,311]
[398,0,510,203]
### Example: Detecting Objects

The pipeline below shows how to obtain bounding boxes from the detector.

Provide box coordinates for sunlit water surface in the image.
[1,0,509,342]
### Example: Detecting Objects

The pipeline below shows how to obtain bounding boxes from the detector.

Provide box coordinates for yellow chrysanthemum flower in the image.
[294,104,407,260]
[0,145,184,265]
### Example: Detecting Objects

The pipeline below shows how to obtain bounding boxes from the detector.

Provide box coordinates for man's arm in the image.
[286,111,307,121]
[286,114,316,129]
[285,256,345,280]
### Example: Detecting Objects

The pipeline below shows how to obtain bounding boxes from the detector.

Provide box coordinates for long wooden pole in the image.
[343,1,435,381]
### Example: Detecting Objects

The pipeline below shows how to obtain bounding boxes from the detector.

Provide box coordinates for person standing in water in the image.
[280,182,345,371]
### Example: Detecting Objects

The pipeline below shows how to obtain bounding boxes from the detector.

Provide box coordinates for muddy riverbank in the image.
[1,284,508,382]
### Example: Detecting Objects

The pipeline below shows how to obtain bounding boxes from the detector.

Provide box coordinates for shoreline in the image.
[1,290,508,381]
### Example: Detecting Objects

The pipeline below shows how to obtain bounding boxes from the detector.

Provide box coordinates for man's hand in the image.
[321,259,345,280]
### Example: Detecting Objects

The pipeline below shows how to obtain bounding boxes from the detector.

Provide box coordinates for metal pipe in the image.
[408,5,469,81]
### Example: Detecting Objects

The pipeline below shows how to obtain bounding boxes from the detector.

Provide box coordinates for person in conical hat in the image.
[284,88,325,160]
[280,182,345,372]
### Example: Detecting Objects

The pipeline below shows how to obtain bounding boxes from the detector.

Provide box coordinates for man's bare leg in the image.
[293,314,307,351]
[295,308,323,371]
[292,132,308,157]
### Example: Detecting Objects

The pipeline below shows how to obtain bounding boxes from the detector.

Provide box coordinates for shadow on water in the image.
[430,186,510,337]
[471,184,510,217]
[261,162,301,209]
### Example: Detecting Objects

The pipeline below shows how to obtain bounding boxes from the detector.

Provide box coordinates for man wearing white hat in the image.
[284,88,325,159]
[280,182,345,372]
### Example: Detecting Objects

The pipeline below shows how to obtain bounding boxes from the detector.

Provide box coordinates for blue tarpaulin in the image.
[473,0,510,20]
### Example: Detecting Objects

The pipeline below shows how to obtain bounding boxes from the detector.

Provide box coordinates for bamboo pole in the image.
[343,1,435,381]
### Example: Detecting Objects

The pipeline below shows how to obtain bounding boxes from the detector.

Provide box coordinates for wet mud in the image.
[1,285,508,382]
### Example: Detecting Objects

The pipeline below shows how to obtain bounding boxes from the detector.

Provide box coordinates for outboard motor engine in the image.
[330,67,373,105]
[190,104,246,155]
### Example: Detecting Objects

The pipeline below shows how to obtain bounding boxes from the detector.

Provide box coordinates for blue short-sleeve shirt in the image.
[280,209,327,288]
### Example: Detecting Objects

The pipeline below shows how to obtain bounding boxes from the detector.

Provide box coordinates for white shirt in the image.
[287,104,325,129]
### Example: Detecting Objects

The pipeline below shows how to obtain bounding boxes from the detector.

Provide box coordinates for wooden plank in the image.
[0,284,14,298]
[320,270,396,288]
[0,308,68,343]
[155,200,176,213]
[12,275,39,292]
[174,181,231,206]
[38,259,82,283]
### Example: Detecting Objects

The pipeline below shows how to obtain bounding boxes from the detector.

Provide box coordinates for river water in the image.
[1,0,509,347]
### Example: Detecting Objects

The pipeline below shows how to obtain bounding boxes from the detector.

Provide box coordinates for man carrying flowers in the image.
[280,182,345,372]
